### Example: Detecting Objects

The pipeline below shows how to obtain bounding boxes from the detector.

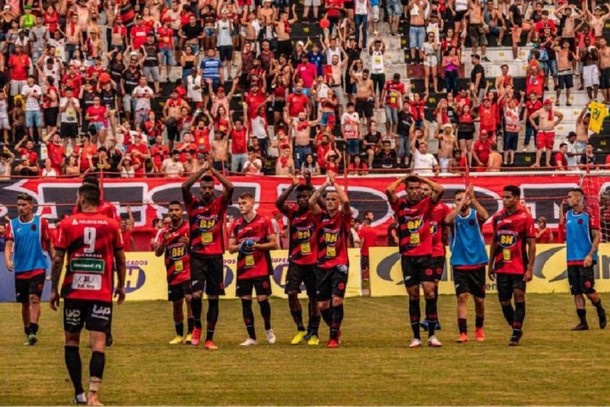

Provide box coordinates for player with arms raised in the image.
[228,193,277,346]
[5,193,54,345]
[445,186,489,343]
[386,175,444,348]
[488,185,536,346]
[559,188,607,330]
[154,201,194,344]
[276,172,322,345]
[308,172,352,348]
[420,181,450,332]
[50,184,126,406]
[182,160,234,349]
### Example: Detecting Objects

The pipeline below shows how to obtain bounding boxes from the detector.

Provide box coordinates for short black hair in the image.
[200,175,214,184]
[405,175,420,184]
[295,184,314,193]
[453,189,466,197]
[503,185,521,197]
[78,184,101,206]
[168,200,182,207]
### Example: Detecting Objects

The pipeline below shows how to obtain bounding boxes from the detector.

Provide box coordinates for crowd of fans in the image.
[0,0,609,179]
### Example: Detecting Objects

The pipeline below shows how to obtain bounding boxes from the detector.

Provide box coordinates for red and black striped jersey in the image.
[230,214,274,280]
[391,196,434,257]
[280,203,321,266]
[186,195,228,256]
[160,221,191,286]
[491,207,535,275]
[55,212,124,302]
[317,209,352,269]
[431,202,450,258]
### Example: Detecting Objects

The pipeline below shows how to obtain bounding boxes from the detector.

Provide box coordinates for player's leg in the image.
[328,266,348,347]
[85,301,112,406]
[238,279,257,345]
[456,292,469,343]
[496,274,514,327]
[16,277,31,343]
[204,256,225,348]
[473,267,486,341]
[304,266,321,344]
[402,256,422,347]
[581,265,606,329]
[170,297,185,344]
[316,267,333,330]
[26,274,44,345]
[422,280,441,347]
[255,277,275,344]
[510,277,527,346]
[87,330,107,406]
[285,264,306,344]
[188,255,205,346]
[64,301,86,404]
[569,265,589,330]
[185,297,194,344]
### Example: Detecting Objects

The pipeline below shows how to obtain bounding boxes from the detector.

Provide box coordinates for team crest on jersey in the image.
[322,227,340,245]
[197,215,218,231]
[497,231,518,248]
[296,226,313,241]
[404,217,424,233]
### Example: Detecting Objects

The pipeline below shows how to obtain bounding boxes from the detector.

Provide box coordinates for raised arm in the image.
[181,161,210,204]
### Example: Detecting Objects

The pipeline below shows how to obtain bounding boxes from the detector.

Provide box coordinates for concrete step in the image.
[366,36,403,51]
[464,60,529,79]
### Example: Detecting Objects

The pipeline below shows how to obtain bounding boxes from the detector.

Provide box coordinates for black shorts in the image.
[558,73,574,89]
[457,130,474,141]
[496,273,526,302]
[165,117,179,141]
[285,263,317,297]
[273,99,286,113]
[60,122,79,138]
[568,265,596,295]
[168,280,193,302]
[189,254,226,296]
[453,267,486,298]
[236,276,273,297]
[400,255,434,287]
[44,107,59,127]
[355,99,374,118]
[15,273,45,303]
[316,266,349,301]
[429,256,445,280]
[454,10,467,22]
[601,68,610,90]
[63,299,112,333]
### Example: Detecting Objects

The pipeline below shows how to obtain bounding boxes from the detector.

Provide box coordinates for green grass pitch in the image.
[0,295,609,405]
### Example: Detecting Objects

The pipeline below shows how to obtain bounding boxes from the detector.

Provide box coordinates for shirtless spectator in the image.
[529,99,564,167]
[599,38,610,104]
[352,68,375,127]
[407,0,427,62]
[434,123,457,173]
[486,143,502,172]
[580,38,599,101]
[290,111,320,171]
[575,106,591,154]
[554,39,577,106]
[467,0,489,61]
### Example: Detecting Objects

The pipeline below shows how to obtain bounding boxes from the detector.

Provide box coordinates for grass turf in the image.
[0,294,609,405]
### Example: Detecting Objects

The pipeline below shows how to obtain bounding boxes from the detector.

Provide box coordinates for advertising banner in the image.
[0,250,362,302]
[369,245,610,296]
[0,174,599,243]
